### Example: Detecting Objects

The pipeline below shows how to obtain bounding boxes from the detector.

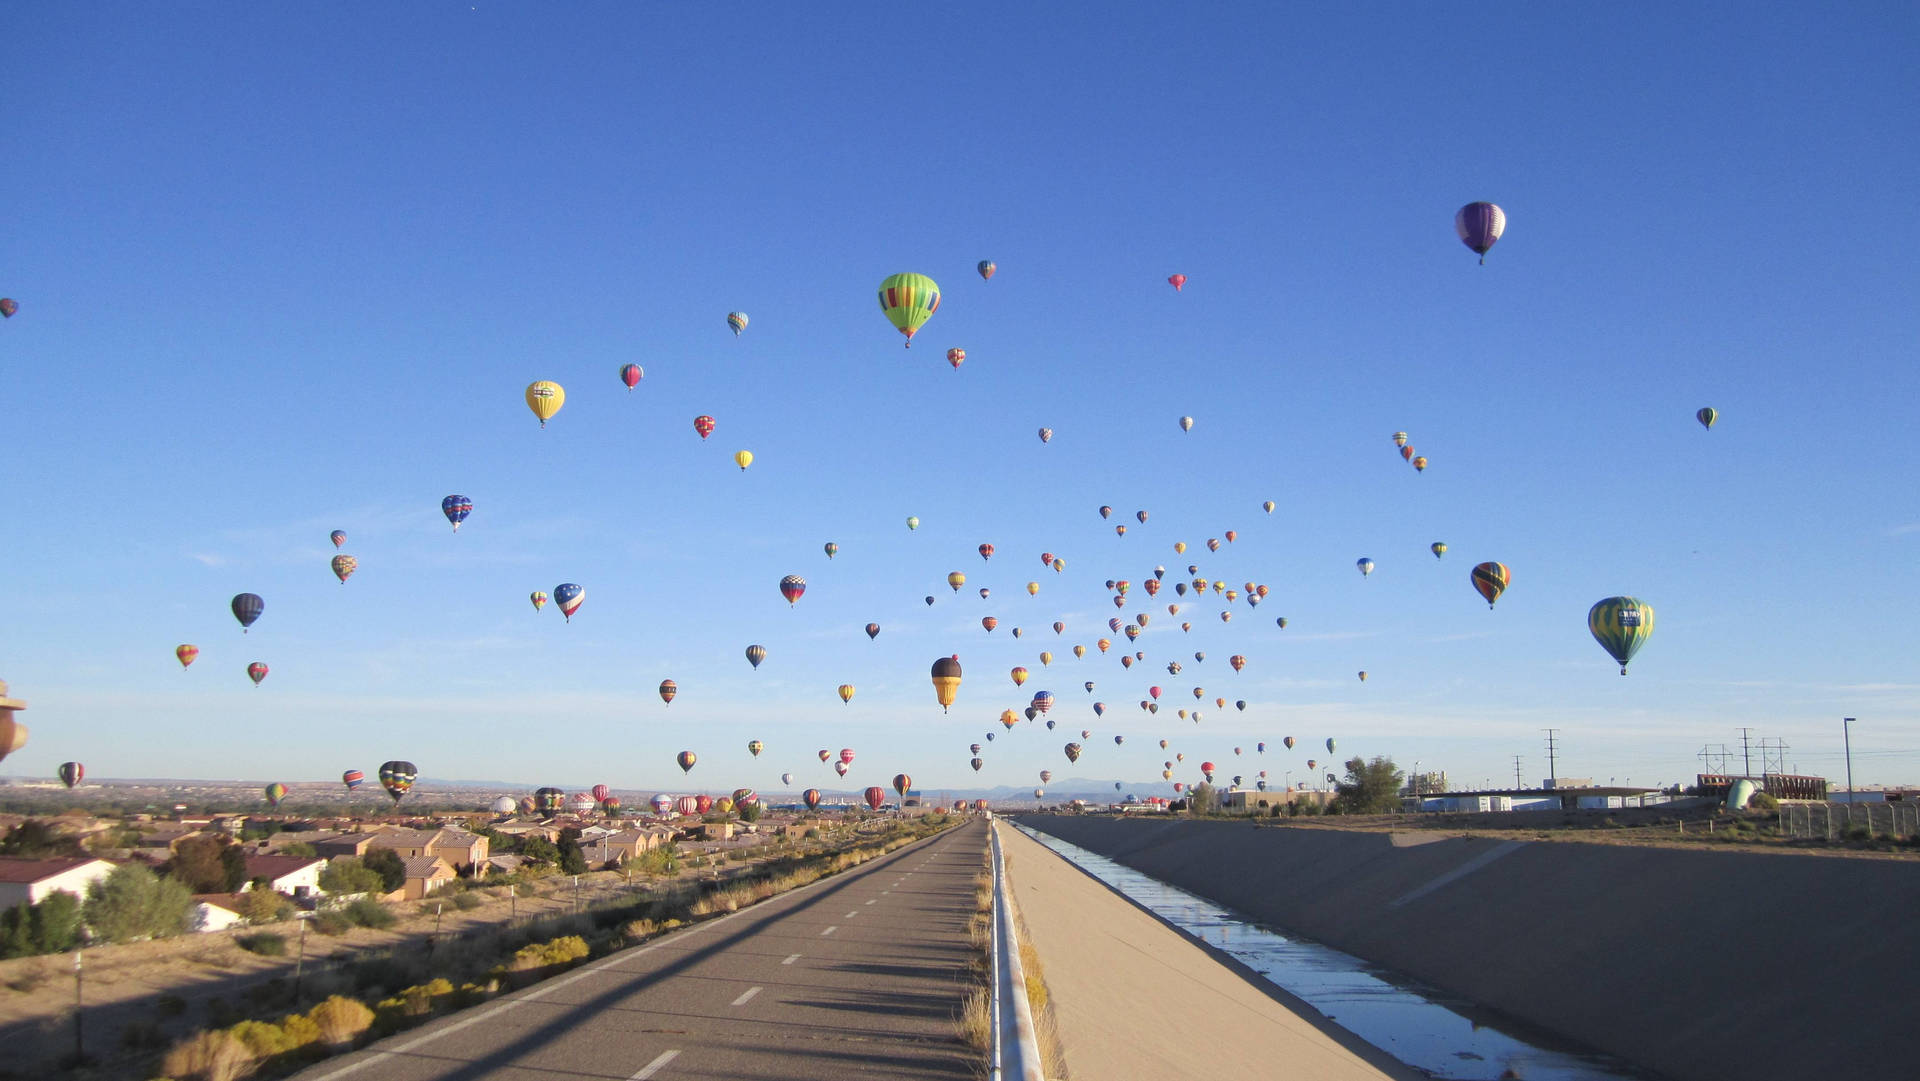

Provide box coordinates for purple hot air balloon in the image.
[1455,202,1506,265]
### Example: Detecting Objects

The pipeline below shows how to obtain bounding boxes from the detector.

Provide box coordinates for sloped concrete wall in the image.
[1016,815,1918,1081]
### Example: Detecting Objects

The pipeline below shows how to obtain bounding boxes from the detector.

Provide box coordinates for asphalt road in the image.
[293,820,987,1081]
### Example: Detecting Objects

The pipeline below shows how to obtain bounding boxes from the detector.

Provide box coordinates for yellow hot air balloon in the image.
[1072,644,1086,658]
[931,656,962,712]
[734,450,754,470]
[877,273,941,347]
[948,571,967,591]
[1038,651,1053,666]
[525,380,565,427]
[838,683,856,703]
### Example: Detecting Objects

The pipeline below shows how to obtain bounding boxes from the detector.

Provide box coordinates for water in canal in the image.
[1012,822,1659,1081]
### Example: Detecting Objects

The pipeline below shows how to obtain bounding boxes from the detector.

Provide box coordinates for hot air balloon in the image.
[1357,558,1375,577]
[892,774,912,798]
[330,554,358,584]
[977,543,995,561]
[675,796,700,816]
[824,542,839,559]
[0,299,18,318]
[621,363,643,391]
[1471,562,1511,609]
[492,796,517,815]
[803,788,823,810]
[658,679,677,704]
[649,793,674,816]
[1099,506,1112,519]
[342,769,364,791]
[877,272,940,346]
[1000,709,1019,730]
[839,748,856,767]
[745,644,767,669]
[780,575,806,605]
[1412,456,1428,472]
[441,495,472,532]
[554,583,585,621]
[1031,690,1054,713]
[247,662,268,686]
[855,785,883,810]
[677,751,697,774]
[1455,202,1506,264]
[694,415,716,440]
[977,260,995,280]
[727,311,748,336]
[1179,416,1194,432]
[970,757,984,772]
[745,739,765,759]
[781,772,794,786]
[529,591,548,613]
[232,593,264,632]
[591,783,613,804]
[58,762,82,788]
[1697,407,1717,430]
[1357,671,1368,682]
[525,381,565,427]
[379,761,417,804]
[1011,666,1029,687]
[1038,427,1053,444]
[947,347,965,370]
[1064,743,1082,764]
[734,450,754,471]
[1167,274,1186,291]
[947,571,967,592]
[1589,596,1655,674]
[931,656,962,711]
[1283,736,1296,750]
[906,516,920,530]
[817,749,832,763]
[1431,542,1447,559]
[1306,759,1317,771]
[176,644,199,669]
[1026,581,1040,596]
[866,623,881,639]
[263,783,286,808]
[329,529,347,549]
[1038,770,1053,785]
[1038,651,1053,666]
[1276,617,1288,628]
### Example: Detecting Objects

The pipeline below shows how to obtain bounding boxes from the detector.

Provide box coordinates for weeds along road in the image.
[291,818,988,1081]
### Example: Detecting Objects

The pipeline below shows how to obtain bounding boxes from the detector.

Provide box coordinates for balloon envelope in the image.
[1589,596,1655,674]
[231,593,264,631]
[877,273,941,346]
[379,761,417,803]
[1455,201,1506,263]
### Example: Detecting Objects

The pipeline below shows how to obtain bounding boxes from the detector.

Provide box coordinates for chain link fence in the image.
[1778,801,1920,840]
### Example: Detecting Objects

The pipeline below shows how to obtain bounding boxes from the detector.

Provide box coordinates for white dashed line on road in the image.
[731,987,762,1007]
[781,953,800,965]
[820,925,838,936]
[629,1049,680,1079]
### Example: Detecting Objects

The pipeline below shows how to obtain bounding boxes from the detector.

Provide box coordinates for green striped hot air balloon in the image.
[877,273,940,347]
[1588,596,1655,675]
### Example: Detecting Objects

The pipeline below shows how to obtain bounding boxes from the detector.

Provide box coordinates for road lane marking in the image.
[630,1049,680,1078]
[731,986,762,1006]
[844,910,859,918]
[864,898,877,905]
[781,953,800,965]
[820,925,838,936]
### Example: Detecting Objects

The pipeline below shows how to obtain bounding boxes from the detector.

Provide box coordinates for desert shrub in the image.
[307,995,374,1047]
[156,992,188,1017]
[452,890,483,911]
[228,1019,291,1058]
[236,932,286,957]
[84,864,193,943]
[278,1011,321,1050]
[312,910,352,936]
[161,1029,255,1081]
[241,889,289,924]
[344,897,394,929]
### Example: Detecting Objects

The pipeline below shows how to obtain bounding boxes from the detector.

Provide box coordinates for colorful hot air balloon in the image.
[977,260,995,280]
[330,554,358,584]
[1697,407,1718,430]
[231,593,264,632]
[780,575,806,605]
[977,542,995,561]
[893,773,912,797]
[1357,671,1368,682]
[1589,596,1655,674]
[649,793,673,816]
[1039,770,1053,784]
[694,415,716,440]
[530,591,548,612]
[441,495,472,531]
[1471,562,1511,609]
[823,541,838,559]
[1011,666,1029,687]
[745,644,767,669]
[1037,427,1053,444]
[970,743,982,755]
[0,299,18,318]
[658,679,677,704]
[971,757,984,772]
[818,749,832,763]
[946,347,965,370]
[263,783,287,808]
[931,656,962,712]
[525,380,565,427]
[554,583,585,621]
[877,273,940,347]
[866,623,881,639]
[1431,542,1447,559]
[906,516,919,530]
[1063,743,1082,763]
[734,450,754,471]
[1031,690,1054,713]
[948,571,967,591]
[864,786,887,810]
[839,748,856,767]
[838,683,856,703]
[727,311,748,336]
[342,769,365,791]
[978,615,997,633]
[1167,274,1186,291]
[329,530,346,548]
[621,363,643,391]
[1455,201,1506,264]
[803,788,823,811]
[58,762,82,789]
[247,662,269,686]
[379,761,417,804]
[1229,654,1246,672]
[677,750,698,774]
[176,644,199,669]
[1412,456,1428,472]
[835,761,851,777]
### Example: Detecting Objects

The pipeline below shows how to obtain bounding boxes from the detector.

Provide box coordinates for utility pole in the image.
[1738,727,1754,777]
[1542,729,1560,786]
[1512,755,1524,789]
[1843,718,1856,802]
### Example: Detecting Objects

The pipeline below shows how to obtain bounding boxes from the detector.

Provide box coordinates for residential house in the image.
[310,833,381,860]
[240,854,327,900]
[580,828,669,866]
[363,826,488,874]
[0,857,118,910]
[189,894,247,933]
[400,856,456,900]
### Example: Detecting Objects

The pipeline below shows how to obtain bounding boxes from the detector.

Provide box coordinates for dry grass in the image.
[959,987,991,1050]
[1016,923,1067,1078]
[160,1029,254,1081]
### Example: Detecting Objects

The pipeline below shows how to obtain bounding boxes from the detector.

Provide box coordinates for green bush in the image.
[236,932,287,956]
[84,864,193,943]
[312,910,352,936]
[344,897,395,929]
[452,890,483,910]
[319,857,385,896]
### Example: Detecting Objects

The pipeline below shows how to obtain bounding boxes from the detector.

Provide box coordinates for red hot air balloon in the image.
[780,575,807,605]
[694,415,716,440]
[947,347,965,370]
[176,644,199,669]
[979,543,994,561]
[804,788,823,810]
[864,786,887,810]
[620,364,643,391]
[247,662,269,686]
[591,783,612,803]
[893,773,912,796]
[839,748,856,766]
[658,679,677,704]
[0,299,18,318]
[1167,274,1186,291]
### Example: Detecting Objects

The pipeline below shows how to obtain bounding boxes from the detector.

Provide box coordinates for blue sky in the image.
[3,3,1916,797]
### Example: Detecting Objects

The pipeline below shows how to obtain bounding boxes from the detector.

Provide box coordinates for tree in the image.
[556,832,587,876]
[84,864,192,943]
[1186,783,1222,815]
[0,820,82,858]
[221,844,250,891]
[167,835,238,894]
[520,837,559,865]
[280,841,318,858]
[738,801,764,823]
[362,848,406,893]
[319,857,384,896]
[241,889,288,924]
[1330,756,1404,815]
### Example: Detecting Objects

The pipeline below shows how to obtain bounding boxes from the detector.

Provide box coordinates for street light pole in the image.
[1843,718,1856,802]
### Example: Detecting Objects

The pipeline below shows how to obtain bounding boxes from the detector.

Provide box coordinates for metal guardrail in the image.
[989,817,1045,1081]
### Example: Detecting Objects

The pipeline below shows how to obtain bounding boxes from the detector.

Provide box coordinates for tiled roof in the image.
[242,854,326,881]
[0,856,111,883]
[401,856,452,879]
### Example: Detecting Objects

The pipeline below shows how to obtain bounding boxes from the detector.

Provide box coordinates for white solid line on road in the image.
[731,986,762,1006]
[781,953,800,965]
[820,925,838,936]
[630,1049,680,1079]
[880,889,890,895]
[845,910,859,918]
[864,898,877,905]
